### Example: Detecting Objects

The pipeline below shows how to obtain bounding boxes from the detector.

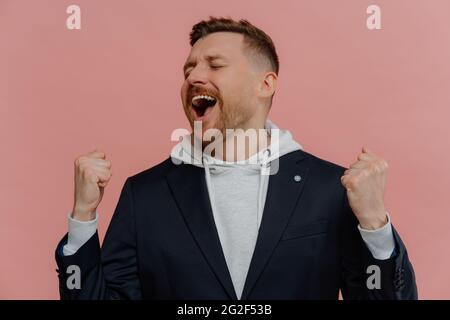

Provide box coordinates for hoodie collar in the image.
[170,119,303,170]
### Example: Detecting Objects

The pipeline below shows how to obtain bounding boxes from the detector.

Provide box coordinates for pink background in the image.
[1,0,449,299]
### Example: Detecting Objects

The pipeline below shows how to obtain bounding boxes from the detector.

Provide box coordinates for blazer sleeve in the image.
[339,191,418,300]
[55,178,142,299]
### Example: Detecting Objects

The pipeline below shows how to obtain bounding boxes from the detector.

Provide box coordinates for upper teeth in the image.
[192,95,216,102]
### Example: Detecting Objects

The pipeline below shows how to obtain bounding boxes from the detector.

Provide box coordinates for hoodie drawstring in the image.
[257,148,271,231]
[203,156,220,227]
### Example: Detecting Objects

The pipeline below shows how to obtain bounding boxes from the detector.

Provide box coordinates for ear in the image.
[257,71,277,99]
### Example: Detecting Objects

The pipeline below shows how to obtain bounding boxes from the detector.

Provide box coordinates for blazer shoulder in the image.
[297,149,347,176]
[127,157,175,187]
[296,150,348,201]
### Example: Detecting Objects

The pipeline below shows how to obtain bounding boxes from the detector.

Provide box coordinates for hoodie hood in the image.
[170,119,303,171]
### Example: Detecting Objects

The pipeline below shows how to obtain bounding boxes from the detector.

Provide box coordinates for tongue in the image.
[194,99,217,117]
[199,104,214,117]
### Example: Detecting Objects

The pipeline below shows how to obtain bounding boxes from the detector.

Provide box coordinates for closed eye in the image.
[183,65,224,79]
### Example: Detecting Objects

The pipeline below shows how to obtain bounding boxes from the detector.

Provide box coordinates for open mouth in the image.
[191,95,218,118]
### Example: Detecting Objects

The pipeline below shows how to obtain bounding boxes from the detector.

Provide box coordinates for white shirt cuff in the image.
[357,212,395,260]
[62,212,99,256]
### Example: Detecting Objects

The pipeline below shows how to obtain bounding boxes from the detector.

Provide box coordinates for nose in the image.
[186,64,208,86]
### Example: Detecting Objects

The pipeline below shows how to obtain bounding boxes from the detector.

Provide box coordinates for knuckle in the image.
[347,177,355,186]
[77,156,89,167]
[94,150,106,159]
[74,156,83,167]
[78,162,88,172]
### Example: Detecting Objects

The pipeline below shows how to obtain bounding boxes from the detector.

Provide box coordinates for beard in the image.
[184,98,254,148]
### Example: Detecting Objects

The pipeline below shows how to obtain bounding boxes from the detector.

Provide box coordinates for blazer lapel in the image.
[240,151,310,300]
[166,163,238,300]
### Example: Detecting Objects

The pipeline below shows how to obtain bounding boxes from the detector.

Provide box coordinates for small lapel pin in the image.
[294,175,302,182]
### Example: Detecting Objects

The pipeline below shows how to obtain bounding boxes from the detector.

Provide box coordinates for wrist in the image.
[358,211,388,230]
[72,204,96,221]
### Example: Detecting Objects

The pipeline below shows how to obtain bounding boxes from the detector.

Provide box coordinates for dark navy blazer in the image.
[55,149,417,299]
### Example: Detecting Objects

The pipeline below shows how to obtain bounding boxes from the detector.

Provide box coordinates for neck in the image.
[199,125,271,162]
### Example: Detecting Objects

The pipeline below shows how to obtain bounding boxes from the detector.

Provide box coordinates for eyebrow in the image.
[183,54,227,74]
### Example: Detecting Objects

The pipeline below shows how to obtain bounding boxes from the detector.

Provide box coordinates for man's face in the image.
[181,32,261,136]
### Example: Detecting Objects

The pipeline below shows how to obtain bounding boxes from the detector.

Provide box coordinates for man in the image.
[55,17,417,299]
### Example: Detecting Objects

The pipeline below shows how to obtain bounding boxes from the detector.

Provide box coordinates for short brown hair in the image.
[190,17,279,75]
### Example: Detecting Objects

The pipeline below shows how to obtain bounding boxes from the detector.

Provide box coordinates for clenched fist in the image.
[341,147,388,230]
[72,150,112,221]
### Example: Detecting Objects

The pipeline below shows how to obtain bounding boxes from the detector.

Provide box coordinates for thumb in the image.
[362,146,373,154]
